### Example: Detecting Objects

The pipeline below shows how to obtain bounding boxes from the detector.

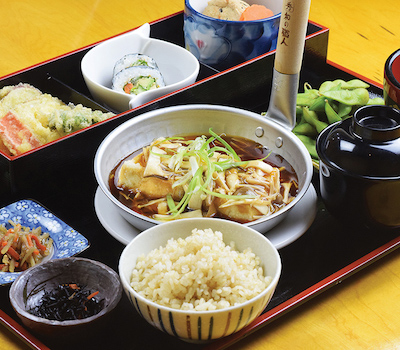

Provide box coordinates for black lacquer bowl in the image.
[316,105,400,230]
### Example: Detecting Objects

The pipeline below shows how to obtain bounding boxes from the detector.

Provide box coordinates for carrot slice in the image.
[240,5,273,21]
[0,111,41,155]
[124,83,134,94]
[7,246,20,261]
[26,234,33,247]
[87,291,99,300]
[31,234,47,252]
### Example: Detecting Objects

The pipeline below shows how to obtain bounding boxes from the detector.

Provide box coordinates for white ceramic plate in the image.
[94,184,317,249]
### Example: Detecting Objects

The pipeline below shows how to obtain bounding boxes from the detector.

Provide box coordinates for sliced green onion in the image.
[166,194,177,214]
[209,128,240,161]
[148,130,269,221]
[152,136,185,147]
[201,187,255,200]
[215,160,248,172]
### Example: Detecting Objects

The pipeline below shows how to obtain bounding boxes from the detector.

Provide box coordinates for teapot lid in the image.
[316,105,400,178]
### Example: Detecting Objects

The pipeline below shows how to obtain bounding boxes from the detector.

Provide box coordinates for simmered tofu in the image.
[114,132,297,223]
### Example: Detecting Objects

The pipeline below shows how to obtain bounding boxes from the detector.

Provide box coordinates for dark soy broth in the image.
[109,134,298,223]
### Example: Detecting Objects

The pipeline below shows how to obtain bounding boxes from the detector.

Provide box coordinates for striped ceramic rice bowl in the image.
[119,217,281,343]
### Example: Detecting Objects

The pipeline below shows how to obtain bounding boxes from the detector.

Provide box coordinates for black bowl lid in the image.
[316,105,400,178]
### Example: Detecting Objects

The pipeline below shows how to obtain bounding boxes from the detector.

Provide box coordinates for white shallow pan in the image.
[94,104,313,233]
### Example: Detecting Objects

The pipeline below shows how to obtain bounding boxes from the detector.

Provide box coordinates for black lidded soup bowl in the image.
[316,105,400,230]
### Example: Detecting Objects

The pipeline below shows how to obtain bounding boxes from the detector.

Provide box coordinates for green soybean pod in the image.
[324,99,342,124]
[367,97,385,105]
[319,80,345,93]
[309,95,326,112]
[322,87,370,106]
[340,79,370,89]
[293,121,317,136]
[296,89,319,106]
[302,106,328,133]
[296,134,318,159]
[337,103,353,118]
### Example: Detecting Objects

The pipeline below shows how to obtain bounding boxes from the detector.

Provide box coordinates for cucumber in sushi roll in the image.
[113,53,159,76]
[112,66,165,95]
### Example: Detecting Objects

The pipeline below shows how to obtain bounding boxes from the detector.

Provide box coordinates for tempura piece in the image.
[0,83,115,156]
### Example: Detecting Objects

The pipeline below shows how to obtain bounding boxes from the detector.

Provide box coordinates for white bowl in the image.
[119,217,281,343]
[81,23,200,112]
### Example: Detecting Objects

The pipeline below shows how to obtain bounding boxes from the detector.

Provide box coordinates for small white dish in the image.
[81,23,200,112]
[94,183,317,249]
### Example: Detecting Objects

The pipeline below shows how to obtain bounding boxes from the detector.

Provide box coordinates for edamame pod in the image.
[340,79,370,89]
[292,121,317,136]
[309,95,326,112]
[296,134,318,159]
[319,79,345,93]
[302,106,328,133]
[291,78,383,166]
[367,97,385,105]
[324,99,342,124]
[296,89,320,106]
[337,103,353,118]
[319,79,370,93]
[321,87,370,106]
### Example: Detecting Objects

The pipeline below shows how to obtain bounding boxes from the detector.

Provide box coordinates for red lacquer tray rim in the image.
[2,12,392,350]
[2,216,399,350]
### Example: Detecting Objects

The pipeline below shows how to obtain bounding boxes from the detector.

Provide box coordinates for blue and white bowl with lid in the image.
[184,0,282,70]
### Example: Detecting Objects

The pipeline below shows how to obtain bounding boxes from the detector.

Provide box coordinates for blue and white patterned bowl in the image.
[119,218,281,343]
[0,199,89,285]
[184,0,282,70]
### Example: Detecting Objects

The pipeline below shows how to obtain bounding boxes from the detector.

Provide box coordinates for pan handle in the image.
[266,0,311,130]
[275,0,311,75]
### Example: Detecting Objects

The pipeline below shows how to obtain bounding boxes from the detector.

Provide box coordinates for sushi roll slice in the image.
[112,66,165,95]
[113,53,159,76]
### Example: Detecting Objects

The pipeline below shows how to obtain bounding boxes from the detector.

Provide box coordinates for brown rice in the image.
[130,228,271,311]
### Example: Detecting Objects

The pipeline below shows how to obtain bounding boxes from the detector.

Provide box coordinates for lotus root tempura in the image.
[109,129,298,223]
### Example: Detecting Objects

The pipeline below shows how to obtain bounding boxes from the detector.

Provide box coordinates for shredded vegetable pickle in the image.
[0,221,53,272]
[111,129,299,223]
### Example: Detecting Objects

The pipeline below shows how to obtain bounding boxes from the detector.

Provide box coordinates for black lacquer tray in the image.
[1,11,399,350]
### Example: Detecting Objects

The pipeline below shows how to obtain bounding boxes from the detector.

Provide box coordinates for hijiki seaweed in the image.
[28,283,104,321]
